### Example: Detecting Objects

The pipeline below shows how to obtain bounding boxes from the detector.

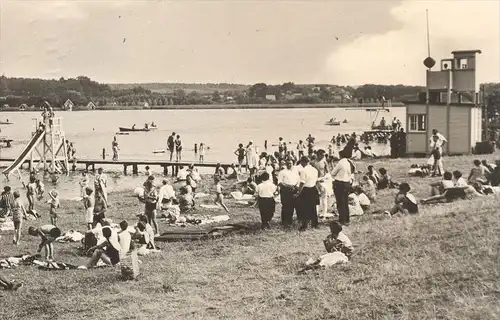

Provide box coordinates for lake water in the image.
[0,107,405,199]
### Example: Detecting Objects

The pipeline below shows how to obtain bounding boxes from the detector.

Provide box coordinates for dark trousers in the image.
[333,180,351,224]
[258,197,275,228]
[297,186,319,229]
[280,186,296,226]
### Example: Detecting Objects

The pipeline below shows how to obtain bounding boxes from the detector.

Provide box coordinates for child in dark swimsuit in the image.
[234,143,246,173]
[86,226,121,268]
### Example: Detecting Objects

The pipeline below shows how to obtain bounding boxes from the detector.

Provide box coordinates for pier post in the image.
[264,140,268,150]
[162,165,168,176]
[194,143,198,154]
[132,164,138,175]
[223,166,229,174]
[102,148,105,160]
[123,164,128,175]
[92,164,96,172]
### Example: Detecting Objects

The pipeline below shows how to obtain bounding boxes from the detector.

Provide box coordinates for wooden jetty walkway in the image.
[0,158,235,176]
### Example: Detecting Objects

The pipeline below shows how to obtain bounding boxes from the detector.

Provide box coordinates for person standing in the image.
[94,168,108,206]
[277,160,300,228]
[112,137,119,161]
[255,172,277,229]
[297,140,306,158]
[429,129,447,176]
[234,143,247,173]
[311,149,331,217]
[143,179,159,236]
[167,132,176,161]
[174,135,182,162]
[296,156,319,231]
[331,150,355,226]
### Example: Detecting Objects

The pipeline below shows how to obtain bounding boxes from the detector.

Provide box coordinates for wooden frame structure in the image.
[30,117,69,175]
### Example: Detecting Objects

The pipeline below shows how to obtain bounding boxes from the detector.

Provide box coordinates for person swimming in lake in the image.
[199,143,205,163]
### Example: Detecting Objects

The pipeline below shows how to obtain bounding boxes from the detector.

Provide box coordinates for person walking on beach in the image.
[234,143,247,173]
[331,150,355,226]
[12,191,27,245]
[174,135,182,162]
[214,176,230,213]
[167,132,176,161]
[143,179,159,236]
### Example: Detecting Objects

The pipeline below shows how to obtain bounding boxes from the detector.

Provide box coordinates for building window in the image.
[408,114,426,132]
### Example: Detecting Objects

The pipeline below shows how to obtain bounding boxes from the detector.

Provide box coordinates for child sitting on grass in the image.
[28,225,62,261]
[421,171,458,204]
[354,186,371,211]
[377,168,399,190]
[366,165,380,185]
[323,221,353,258]
[48,190,60,226]
[86,226,121,268]
[138,215,156,250]
[383,183,418,216]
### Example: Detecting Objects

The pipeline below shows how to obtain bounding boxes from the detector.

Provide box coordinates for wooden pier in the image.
[0,158,235,176]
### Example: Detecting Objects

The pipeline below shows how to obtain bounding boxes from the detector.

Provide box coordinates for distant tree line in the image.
[0,75,498,114]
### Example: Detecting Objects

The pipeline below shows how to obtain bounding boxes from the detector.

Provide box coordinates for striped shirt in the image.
[1,191,15,209]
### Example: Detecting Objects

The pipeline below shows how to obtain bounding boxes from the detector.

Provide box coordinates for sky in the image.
[0,0,499,86]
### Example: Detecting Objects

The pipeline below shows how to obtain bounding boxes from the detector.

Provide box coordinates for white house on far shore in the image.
[265,94,276,101]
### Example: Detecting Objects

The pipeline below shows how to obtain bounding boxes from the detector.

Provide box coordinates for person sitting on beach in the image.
[468,160,490,185]
[351,145,362,161]
[28,225,61,261]
[421,171,456,204]
[354,186,371,211]
[0,186,15,218]
[347,188,364,217]
[323,221,353,258]
[178,186,195,213]
[453,170,481,199]
[186,175,197,194]
[383,183,418,216]
[188,164,202,182]
[242,177,257,195]
[377,168,398,190]
[481,159,496,172]
[489,161,500,186]
[227,164,238,180]
[363,146,376,158]
[177,166,189,182]
[214,163,225,180]
[360,175,376,202]
[86,226,121,268]
[366,165,380,185]
[158,180,176,209]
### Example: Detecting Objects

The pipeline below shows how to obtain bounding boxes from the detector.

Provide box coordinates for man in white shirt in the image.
[331,150,355,225]
[255,172,277,229]
[296,156,319,231]
[158,179,176,209]
[351,146,362,161]
[278,160,300,227]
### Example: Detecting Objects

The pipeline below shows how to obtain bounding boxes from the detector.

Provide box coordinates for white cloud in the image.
[325,0,500,86]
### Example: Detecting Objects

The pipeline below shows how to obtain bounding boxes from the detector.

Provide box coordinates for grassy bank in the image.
[1,154,499,319]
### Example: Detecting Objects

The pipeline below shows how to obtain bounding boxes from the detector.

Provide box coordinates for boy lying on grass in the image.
[28,225,62,261]
[383,183,418,216]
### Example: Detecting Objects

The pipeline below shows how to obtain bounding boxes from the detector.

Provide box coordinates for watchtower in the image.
[427,50,482,104]
[30,116,69,174]
[405,49,483,156]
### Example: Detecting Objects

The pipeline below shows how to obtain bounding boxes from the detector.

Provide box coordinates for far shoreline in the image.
[0,102,405,112]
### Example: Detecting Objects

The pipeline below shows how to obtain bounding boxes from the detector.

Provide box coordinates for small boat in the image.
[342,119,348,123]
[325,118,341,126]
[116,132,130,135]
[153,149,166,154]
[119,127,151,132]
[0,120,13,125]
[371,124,393,131]
[366,108,390,112]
